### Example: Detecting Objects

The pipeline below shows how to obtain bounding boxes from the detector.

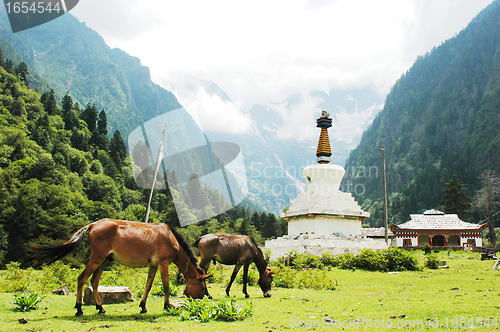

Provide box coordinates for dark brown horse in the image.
[195,233,275,298]
[31,219,209,316]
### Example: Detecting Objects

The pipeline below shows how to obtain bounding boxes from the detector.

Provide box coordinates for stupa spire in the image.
[315,110,332,164]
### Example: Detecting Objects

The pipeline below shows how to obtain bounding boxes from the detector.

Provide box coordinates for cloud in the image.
[70,0,493,134]
[162,72,254,135]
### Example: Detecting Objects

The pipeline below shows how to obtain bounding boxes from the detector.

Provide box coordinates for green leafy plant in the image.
[13,292,44,311]
[214,297,253,321]
[179,297,214,322]
[175,297,253,322]
[164,305,182,316]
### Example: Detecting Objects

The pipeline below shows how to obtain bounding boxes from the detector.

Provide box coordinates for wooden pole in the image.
[382,145,389,246]
[145,122,167,223]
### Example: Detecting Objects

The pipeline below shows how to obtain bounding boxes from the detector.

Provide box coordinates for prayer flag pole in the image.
[145,122,167,223]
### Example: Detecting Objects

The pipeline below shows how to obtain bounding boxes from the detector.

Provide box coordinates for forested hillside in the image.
[0,52,285,267]
[343,1,500,226]
[0,10,180,140]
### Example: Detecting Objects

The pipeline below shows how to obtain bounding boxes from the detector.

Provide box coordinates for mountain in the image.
[0,8,384,215]
[342,0,500,226]
[0,9,181,139]
[205,87,384,215]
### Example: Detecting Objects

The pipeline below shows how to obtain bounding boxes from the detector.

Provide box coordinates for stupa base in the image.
[264,233,388,261]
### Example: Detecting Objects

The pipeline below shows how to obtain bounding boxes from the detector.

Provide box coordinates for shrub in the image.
[293,253,324,270]
[13,292,44,311]
[40,261,78,293]
[332,253,356,270]
[275,248,420,272]
[273,266,337,290]
[273,266,299,288]
[3,262,35,292]
[424,253,440,269]
[385,247,420,271]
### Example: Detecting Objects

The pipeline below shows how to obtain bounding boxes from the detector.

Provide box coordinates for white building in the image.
[264,112,387,260]
[391,209,487,248]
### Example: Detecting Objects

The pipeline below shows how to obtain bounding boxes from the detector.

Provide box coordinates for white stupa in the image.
[264,111,387,259]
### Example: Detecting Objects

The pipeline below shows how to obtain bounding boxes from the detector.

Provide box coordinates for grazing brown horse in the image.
[31,219,209,316]
[195,233,275,298]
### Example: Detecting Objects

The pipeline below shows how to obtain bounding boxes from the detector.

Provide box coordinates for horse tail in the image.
[194,237,201,248]
[31,224,92,266]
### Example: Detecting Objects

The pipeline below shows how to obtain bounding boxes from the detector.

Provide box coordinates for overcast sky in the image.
[70,0,492,135]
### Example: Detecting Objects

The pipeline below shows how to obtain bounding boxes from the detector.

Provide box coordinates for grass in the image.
[0,251,498,331]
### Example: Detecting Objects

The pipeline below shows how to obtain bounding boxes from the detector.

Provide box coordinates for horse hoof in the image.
[208,295,213,300]
[140,309,148,314]
[245,294,250,298]
[75,311,83,317]
[98,309,106,315]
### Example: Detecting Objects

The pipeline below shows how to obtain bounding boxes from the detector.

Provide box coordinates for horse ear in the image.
[198,274,211,280]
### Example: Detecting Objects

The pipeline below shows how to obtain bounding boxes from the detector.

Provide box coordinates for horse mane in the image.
[170,227,205,275]
[248,236,267,267]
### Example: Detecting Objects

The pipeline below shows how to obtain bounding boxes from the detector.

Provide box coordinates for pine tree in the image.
[439,175,471,219]
[14,62,29,85]
[97,110,108,136]
[41,89,57,115]
[109,130,127,166]
[61,93,79,131]
[62,92,73,113]
[81,103,98,133]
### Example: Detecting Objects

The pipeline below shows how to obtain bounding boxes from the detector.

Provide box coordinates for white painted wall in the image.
[288,217,362,237]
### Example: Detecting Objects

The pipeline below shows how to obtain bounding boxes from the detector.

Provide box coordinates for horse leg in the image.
[90,257,110,314]
[198,257,212,298]
[139,265,158,314]
[159,263,171,309]
[226,264,242,297]
[242,264,250,298]
[75,257,107,316]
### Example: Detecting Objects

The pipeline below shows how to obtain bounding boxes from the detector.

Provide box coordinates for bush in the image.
[424,253,440,269]
[273,266,337,290]
[275,248,420,272]
[40,261,78,293]
[3,262,35,292]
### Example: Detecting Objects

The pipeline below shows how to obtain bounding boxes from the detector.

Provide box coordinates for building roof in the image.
[392,209,487,231]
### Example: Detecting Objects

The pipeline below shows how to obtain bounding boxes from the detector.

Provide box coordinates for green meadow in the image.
[0,251,498,331]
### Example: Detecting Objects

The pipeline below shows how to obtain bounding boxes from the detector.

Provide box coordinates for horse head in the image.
[258,267,276,298]
[184,274,210,299]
